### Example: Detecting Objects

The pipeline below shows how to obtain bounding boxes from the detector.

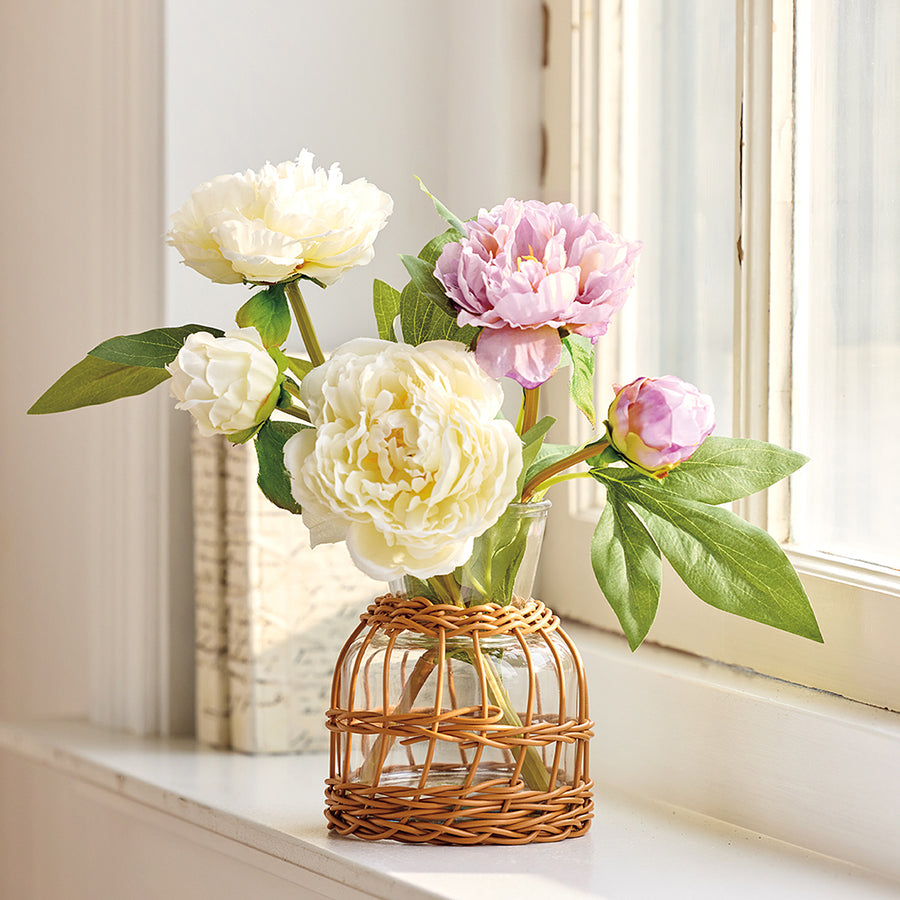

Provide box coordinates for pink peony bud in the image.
[607,376,715,478]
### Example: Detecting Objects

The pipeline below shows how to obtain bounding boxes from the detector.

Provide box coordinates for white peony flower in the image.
[167,327,281,437]
[166,150,393,285]
[283,339,523,580]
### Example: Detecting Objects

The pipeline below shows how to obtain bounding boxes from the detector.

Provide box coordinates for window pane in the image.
[793,0,900,568]
[618,0,736,433]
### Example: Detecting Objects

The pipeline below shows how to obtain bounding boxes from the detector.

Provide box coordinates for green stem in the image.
[520,439,609,503]
[356,645,551,792]
[432,573,464,607]
[459,565,489,601]
[521,386,541,436]
[480,655,551,792]
[276,381,310,421]
[284,280,325,367]
[279,405,310,422]
[526,470,592,499]
[282,379,303,399]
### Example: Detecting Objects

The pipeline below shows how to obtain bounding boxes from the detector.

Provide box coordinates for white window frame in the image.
[539,0,900,714]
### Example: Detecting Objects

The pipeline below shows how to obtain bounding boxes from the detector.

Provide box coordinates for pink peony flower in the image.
[434,199,642,388]
[607,376,715,478]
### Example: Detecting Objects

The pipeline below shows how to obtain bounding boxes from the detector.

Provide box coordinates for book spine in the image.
[191,432,231,747]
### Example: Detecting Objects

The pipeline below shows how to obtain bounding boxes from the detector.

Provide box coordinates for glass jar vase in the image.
[324,502,594,845]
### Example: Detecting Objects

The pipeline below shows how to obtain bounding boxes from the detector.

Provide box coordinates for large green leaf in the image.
[648,436,810,504]
[235,284,291,348]
[595,473,823,642]
[254,419,308,514]
[560,334,596,427]
[591,493,662,650]
[89,324,224,368]
[373,279,401,341]
[28,355,170,414]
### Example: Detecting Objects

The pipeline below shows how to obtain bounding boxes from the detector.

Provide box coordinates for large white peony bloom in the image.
[283,339,523,580]
[166,150,393,285]
[167,327,281,436]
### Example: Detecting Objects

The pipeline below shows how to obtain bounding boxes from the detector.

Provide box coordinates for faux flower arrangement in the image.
[30,151,822,651]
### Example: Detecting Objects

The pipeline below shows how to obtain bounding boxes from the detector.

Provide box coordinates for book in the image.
[190,436,380,753]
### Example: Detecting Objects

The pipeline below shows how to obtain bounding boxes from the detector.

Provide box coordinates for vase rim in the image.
[507,499,551,513]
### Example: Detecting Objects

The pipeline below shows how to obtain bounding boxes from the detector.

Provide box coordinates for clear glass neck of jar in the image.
[389,500,551,607]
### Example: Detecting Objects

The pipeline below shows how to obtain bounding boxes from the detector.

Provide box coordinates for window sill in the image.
[2,630,899,898]
[567,621,900,881]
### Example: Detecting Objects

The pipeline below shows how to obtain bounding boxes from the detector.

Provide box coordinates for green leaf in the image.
[523,440,579,485]
[518,417,556,495]
[373,279,402,341]
[225,423,264,444]
[648,436,810,504]
[235,284,291,348]
[399,279,478,346]
[254,420,308,514]
[28,355,170,414]
[400,254,450,302]
[283,355,313,381]
[595,474,823,642]
[88,324,224,369]
[591,493,662,650]
[457,504,530,605]
[296,273,327,290]
[402,575,442,604]
[587,443,623,468]
[418,228,462,266]
[490,524,530,604]
[589,464,656,488]
[560,334,596,427]
[416,178,468,236]
[266,347,308,397]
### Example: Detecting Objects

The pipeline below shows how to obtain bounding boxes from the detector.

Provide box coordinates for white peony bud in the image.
[167,327,280,437]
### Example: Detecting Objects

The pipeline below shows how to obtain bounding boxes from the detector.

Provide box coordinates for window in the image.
[539,0,900,712]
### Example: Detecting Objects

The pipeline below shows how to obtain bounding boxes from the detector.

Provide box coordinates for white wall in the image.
[165,0,543,348]
[1,1,105,720]
[1,0,543,729]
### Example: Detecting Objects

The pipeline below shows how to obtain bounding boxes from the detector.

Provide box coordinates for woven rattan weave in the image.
[325,594,593,844]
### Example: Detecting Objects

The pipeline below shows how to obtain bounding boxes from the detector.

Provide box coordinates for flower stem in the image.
[279,406,310,422]
[480,655,551,792]
[521,387,541,435]
[432,573,465,607]
[525,470,592,499]
[357,650,438,785]
[284,280,326,367]
[355,645,551,792]
[520,439,609,503]
[282,379,302,398]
